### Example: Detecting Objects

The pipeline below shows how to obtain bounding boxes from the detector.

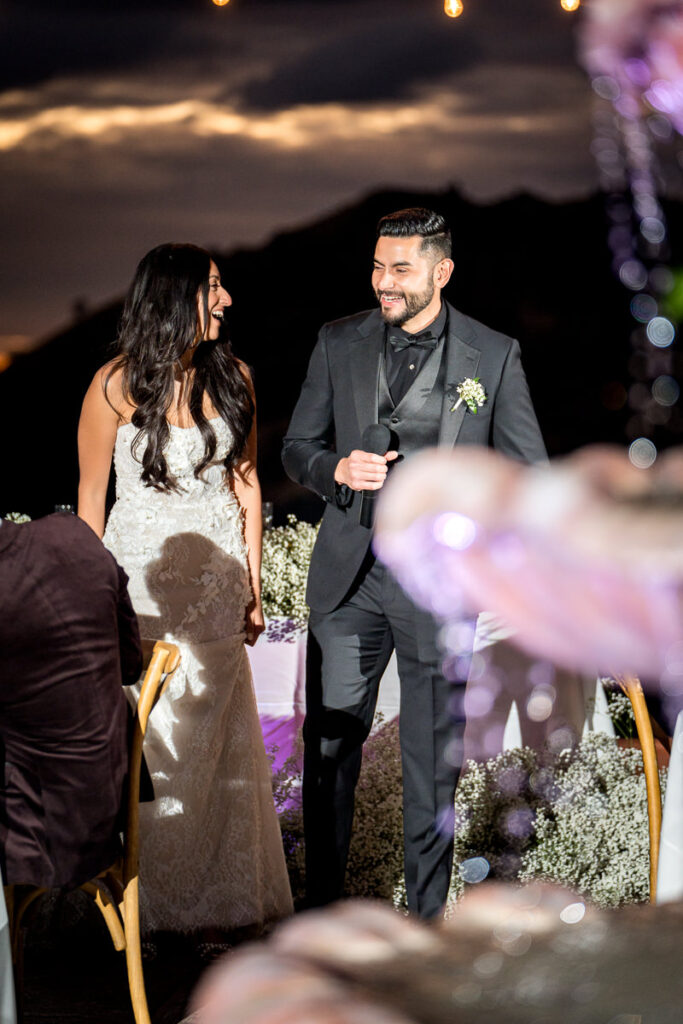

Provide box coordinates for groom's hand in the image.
[334,449,398,491]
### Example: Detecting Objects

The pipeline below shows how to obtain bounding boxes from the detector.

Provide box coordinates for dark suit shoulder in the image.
[31,514,119,577]
[321,308,380,339]
[447,304,516,356]
[34,512,104,546]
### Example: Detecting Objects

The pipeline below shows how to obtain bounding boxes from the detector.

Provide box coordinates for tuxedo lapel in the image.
[350,313,384,434]
[439,305,481,448]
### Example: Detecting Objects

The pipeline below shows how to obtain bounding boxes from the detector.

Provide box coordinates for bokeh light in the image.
[459,856,490,884]
[665,641,683,675]
[503,807,535,839]
[592,76,620,101]
[212,0,230,6]
[628,437,657,468]
[526,686,555,722]
[464,682,495,718]
[619,259,648,291]
[444,0,464,17]
[640,216,666,244]
[646,315,675,348]
[473,952,504,978]
[560,0,581,11]
[433,512,476,550]
[652,375,680,407]
[630,293,657,323]
[560,901,586,924]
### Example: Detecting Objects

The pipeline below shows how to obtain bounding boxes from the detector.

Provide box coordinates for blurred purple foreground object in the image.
[374,445,683,688]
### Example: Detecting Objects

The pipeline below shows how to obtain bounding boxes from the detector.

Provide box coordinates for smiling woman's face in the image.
[197,260,232,341]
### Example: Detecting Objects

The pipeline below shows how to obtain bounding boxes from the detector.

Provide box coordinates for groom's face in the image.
[372,235,437,327]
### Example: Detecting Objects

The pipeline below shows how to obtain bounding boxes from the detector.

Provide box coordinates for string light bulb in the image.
[445,0,464,17]
[560,0,580,10]
[212,0,230,7]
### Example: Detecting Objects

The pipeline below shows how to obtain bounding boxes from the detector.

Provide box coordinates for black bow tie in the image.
[388,329,439,353]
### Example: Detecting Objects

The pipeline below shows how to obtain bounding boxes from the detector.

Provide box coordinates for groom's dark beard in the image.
[376,280,435,326]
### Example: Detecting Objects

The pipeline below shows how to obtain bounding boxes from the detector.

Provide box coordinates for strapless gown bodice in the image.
[113,419,236,505]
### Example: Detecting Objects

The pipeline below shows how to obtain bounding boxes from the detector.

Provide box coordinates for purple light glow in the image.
[375,447,683,684]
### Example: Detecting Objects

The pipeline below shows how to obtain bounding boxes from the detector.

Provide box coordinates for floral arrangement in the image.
[272,717,404,909]
[3,512,31,523]
[344,718,404,903]
[260,515,319,630]
[448,732,665,910]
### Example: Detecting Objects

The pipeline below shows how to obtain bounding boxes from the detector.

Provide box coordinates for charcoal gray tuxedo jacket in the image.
[282,302,547,613]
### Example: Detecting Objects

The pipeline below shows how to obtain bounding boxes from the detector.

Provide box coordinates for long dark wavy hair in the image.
[107,243,254,493]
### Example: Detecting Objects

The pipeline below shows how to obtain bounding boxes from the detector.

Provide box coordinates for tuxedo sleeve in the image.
[491,339,547,464]
[282,326,348,504]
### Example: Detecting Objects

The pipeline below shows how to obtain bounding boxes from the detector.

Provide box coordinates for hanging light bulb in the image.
[560,0,580,11]
[445,0,464,17]
[212,0,230,7]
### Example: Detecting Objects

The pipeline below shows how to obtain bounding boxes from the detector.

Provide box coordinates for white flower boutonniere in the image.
[450,377,487,414]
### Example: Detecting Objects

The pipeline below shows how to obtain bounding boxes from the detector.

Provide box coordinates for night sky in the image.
[0,0,596,345]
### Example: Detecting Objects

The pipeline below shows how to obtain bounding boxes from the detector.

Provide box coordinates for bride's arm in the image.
[232,364,265,647]
[77,365,121,539]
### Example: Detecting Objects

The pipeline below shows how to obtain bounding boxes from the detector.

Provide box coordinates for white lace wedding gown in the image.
[104,419,293,933]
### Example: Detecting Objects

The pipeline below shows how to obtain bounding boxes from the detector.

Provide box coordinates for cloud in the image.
[0,61,589,155]
[240,12,481,109]
[0,55,596,337]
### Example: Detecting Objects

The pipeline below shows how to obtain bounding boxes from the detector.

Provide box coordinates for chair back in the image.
[124,640,180,884]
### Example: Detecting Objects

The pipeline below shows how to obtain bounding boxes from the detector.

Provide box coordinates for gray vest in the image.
[378,340,447,455]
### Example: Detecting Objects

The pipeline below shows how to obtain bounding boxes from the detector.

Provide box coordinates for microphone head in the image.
[361,423,391,455]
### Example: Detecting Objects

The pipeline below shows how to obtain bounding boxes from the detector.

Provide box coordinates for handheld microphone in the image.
[359,423,391,529]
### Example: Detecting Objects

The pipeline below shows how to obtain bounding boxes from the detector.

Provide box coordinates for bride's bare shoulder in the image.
[235,357,255,395]
[87,360,134,423]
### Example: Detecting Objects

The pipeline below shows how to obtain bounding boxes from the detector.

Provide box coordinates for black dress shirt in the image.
[385,302,448,406]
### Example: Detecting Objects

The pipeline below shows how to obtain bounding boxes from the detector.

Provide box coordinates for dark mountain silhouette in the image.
[2,186,680,520]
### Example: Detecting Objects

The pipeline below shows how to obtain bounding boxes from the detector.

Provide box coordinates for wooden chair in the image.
[616,674,664,903]
[6,639,180,1024]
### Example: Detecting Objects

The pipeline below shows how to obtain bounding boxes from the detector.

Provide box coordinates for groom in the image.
[282,208,546,918]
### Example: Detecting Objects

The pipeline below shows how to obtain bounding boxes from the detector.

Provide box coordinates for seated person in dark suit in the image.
[0,512,143,888]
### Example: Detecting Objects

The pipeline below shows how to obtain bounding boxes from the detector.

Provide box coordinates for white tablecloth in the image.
[657,710,683,904]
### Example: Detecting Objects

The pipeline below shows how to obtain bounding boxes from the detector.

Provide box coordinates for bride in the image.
[77,242,293,936]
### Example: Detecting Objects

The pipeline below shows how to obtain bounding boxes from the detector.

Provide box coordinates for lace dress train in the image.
[104,420,293,933]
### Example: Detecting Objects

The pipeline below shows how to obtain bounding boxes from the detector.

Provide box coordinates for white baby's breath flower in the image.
[450,377,487,414]
[261,515,319,626]
[446,732,664,913]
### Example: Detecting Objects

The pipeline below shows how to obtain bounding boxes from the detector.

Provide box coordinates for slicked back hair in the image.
[377,207,452,263]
